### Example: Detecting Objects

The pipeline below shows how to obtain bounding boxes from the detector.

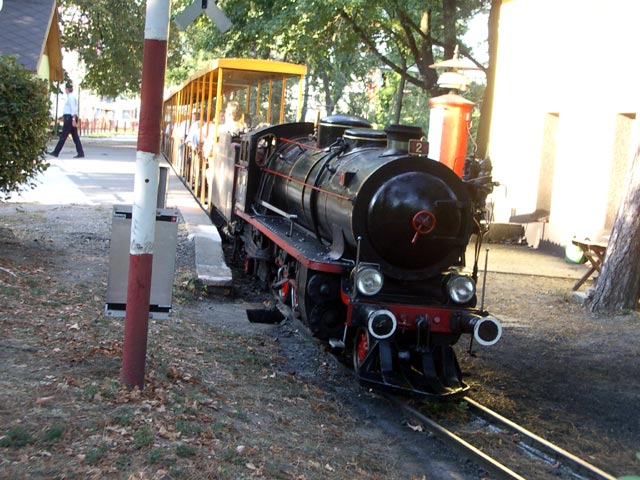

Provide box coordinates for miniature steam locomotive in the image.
[205,114,500,401]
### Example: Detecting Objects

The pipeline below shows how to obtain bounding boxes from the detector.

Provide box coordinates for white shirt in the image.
[63,91,79,117]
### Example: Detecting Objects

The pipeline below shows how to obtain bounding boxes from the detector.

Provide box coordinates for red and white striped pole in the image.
[121,0,171,389]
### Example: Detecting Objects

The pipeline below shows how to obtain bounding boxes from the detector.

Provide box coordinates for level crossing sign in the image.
[174,0,232,32]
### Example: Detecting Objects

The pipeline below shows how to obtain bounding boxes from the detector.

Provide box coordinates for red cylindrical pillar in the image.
[427,93,475,178]
[121,0,171,390]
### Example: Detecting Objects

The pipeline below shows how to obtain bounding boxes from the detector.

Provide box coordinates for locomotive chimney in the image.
[384,124,425,155]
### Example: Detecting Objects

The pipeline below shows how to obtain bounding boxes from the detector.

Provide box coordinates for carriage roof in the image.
[164,58,307,103]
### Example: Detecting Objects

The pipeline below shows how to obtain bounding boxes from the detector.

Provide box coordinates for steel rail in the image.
[388,396,527,480]
[463,397,617,480]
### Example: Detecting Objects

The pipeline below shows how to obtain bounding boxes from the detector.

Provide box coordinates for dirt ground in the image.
[463,272,640,475]
[1,202,639,479]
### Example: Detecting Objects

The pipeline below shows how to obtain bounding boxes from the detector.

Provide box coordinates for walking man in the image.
[49,82,84,158]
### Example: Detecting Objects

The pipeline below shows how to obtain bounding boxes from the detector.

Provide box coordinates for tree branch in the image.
[339,8,433,92]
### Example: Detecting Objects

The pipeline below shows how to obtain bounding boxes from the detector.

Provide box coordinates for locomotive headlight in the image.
[355,267,384,296]
[447,275,476,304]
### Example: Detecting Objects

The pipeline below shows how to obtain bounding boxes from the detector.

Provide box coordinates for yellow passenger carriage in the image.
[162,58,307,218]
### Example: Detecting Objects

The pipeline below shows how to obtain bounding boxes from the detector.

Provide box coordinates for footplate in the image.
[235,210,351,273]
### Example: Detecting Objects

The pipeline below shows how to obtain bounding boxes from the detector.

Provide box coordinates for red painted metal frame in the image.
[343,295,457,334]
[260,168,353,202]
[278,137,323,152]
[234,209,345,274]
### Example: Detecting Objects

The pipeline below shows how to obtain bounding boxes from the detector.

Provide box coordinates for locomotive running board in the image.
[235,210,351,274]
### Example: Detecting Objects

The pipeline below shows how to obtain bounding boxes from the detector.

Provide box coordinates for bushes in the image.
[0,55,51,200]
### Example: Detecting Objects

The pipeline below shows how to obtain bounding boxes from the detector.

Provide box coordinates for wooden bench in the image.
[571,239,608,291]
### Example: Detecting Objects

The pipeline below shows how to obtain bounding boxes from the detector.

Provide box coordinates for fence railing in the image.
[80,119,139,135]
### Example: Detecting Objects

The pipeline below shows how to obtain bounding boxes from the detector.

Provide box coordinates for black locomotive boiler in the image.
[217,115,501,401]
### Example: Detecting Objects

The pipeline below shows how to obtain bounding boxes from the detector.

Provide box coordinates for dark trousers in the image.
[52,114,84,156]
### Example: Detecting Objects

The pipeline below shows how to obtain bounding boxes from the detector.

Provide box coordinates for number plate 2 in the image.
[408,139,429,156]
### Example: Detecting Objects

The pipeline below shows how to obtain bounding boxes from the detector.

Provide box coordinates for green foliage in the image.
[465,79,487,156]
[0,427,34,448]
[168,0,489,119]
[133,426,154,449]
[175,443,197,458]
[175,420,203,436]
[147,447,165,464]
[115,453,131,471]
[362,67,486,157]
[85,443,109,464]
[111,406,136,426]
[1,425,65,448]
[0,56,51,201]
[42,425,65,443]
[82,383,99,400]
[329,0,489,93]
[174,275,209,303]
[58,0,491,130]
[59,0,194,95]
[99,378,120,399]
[369,72,405,127]
[60,0,146,96]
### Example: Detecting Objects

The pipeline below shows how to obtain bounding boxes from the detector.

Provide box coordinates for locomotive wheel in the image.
[306,272,340,304]
[353,327,371,373]
[307,302,346,341]
[296,265,345,340]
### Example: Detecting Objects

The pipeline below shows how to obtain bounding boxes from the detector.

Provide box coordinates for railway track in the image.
[385,394,617,480]
[272,303,620,479]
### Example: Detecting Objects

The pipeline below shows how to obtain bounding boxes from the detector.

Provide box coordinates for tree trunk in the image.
[589,143,640,313]
[301,70,310,121]
[393,72,406,124]
[475,0,501,160]
[320,71,334,116]
[442,0,458,59]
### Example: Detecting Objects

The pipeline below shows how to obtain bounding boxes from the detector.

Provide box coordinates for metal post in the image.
[480,247,489,311]
[157,165,169,208]
[121,0,171,390]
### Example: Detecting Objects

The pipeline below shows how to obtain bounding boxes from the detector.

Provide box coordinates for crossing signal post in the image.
[121,0,233,390]
[121,0,171,389]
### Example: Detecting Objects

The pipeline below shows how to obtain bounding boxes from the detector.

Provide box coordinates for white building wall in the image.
[488,0,639,247]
